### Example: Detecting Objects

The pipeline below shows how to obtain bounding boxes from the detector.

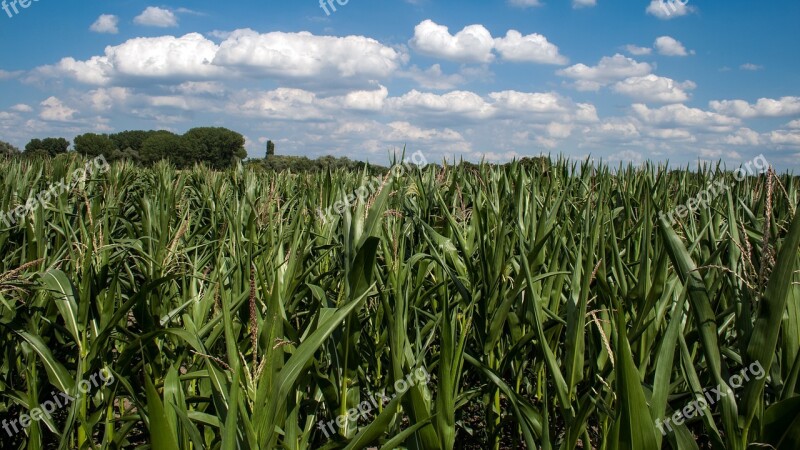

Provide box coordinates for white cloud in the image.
[90,14,119,34]
[632,103,740,129]
[719,128,761,146]
[654,36,689,56]
[85,87,131,112]
[590,119,641,140]
[489,91,571,115]
[508,0,543,8]
[215,29,405,79]
[709,97,800,118]
[557,54,652,91]
[768,130,800,146]
[787,119,800,129]
[33,30,404,86]
[575,103,600,122]
[236,88,329,121]
[385,121,464,142]
[39,97,77,122]
[740,63,763,71]
[398,64,466,90]
[343,86,389,111]
[646,0,695,19]
[37,33,223,85]
[546,122,574,138]
[0,69,22,80]
[613,75,695,103]
[624,45,652,56]
[409,20,495,63]
[645,128,695,141]
[390,90,495,119]
[494,30,568,65]
[409,20,565,65]
[572,0,597,8]
[10,104,32,113]
[134,7,178,28]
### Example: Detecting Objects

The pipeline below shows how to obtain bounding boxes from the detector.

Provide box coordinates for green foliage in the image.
[138,130,188,166]
[0,157,798,449]
[23,137,69,157]
[183,127,247,169]
[0,140,19,158]
[258,154,386,174]
[73,133,116,159]
[267,139,275,156]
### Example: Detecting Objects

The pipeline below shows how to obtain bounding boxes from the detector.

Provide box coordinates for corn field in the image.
[1,155,799,450]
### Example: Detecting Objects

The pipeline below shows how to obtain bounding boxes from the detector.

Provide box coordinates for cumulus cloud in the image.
[768,130,800,146]
[397,64,467,90]
[385,121,464,142]
[390,90,496,119]
[719,128,761,146]
[214,29,404,79]
[409,20,495,63]
[624,45,652,56]
[709,97,800,118]
[646,0,695,19]
[654,36,690,56]
[493,30,568,65]
[134,7,178,27]
[557,54,652,91]
[343,86,390,111]
[410,20,566,65]
[34,33,223,85]
[632,103,740,129]
[613,75,696,103]
[10,104,33,113]
[32,30,404,87]
[90,14,119,34]
[39,97,77,122]
[488,91,571,115]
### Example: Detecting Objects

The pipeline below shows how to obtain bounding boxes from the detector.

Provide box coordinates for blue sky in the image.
[1,0,799,168]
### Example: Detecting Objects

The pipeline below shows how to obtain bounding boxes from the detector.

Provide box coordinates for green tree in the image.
[139,131,188,166]
[24,137,70,157]
[109,130,158,154]
[183,127,246,169]
[0,140,20,158]
[267,140,275,157]
[74,133,116,159]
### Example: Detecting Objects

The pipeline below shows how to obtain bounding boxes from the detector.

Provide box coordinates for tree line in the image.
[0,127,247,170]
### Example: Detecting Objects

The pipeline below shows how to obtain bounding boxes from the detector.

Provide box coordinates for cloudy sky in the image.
[1,0,799,168]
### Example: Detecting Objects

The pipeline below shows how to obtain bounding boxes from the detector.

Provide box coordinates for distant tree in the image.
[109,130,158,154]
[183,127,246,169]
[74,133,116,159]
[24,137,69,157]
[0,140,20,158]
[139,131,188,166]
[110,147,141,164]
[266,140,275,157]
